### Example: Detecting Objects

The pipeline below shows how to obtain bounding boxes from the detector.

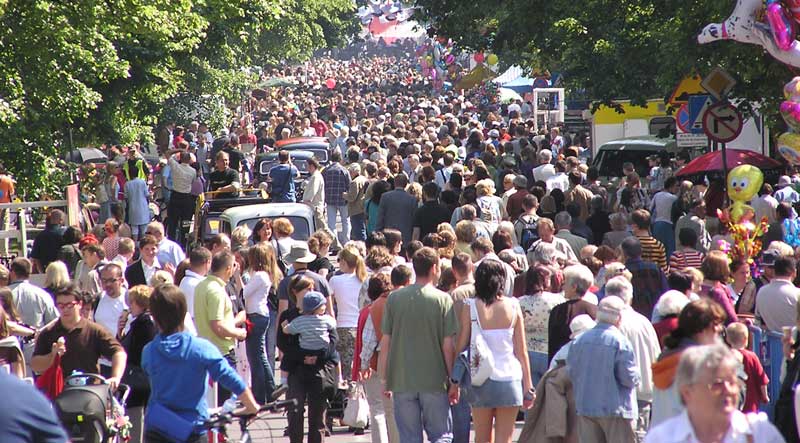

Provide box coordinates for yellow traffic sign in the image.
[668,75,705,106]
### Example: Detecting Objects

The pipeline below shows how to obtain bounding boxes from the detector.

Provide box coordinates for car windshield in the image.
[260,160,308,176]
[239,216,312,240]
[594,149,658,178]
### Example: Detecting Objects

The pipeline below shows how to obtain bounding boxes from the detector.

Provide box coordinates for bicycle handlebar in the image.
[201,398,299,431]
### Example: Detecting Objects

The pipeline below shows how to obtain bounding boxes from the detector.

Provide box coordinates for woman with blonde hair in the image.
[230,225,252,251]
[44,260,70,296]
[272,217,295,260]
[406,182,423,205]
[476,178,503,226]
[330,246,367,382]
[244,243,283,403]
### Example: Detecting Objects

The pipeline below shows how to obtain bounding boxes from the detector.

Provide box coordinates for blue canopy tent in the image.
[502,76,536,94]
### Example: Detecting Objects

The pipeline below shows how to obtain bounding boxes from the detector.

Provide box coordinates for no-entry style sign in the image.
[702,102,743,143]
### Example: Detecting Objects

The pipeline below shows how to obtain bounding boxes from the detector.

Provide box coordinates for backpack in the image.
[468,299,495,386]
[516,214,540,251]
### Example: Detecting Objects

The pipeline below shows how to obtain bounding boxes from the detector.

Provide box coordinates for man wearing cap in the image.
[604,276,661,440]
[775,175,800,206]
[755,256,800,332]
[567,296,639,443]
[276,243,333,323]
[505,175,529,221]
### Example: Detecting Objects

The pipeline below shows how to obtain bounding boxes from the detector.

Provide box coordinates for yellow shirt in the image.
[193,275,234,354]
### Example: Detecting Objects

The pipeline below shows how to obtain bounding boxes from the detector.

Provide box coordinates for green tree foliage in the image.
[415,0,793,116]
[0,0,355,200]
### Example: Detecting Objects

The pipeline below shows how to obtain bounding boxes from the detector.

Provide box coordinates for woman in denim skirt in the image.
[452,259,535,443]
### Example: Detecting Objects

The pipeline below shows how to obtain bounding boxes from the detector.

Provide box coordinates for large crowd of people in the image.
[3,48,800,443]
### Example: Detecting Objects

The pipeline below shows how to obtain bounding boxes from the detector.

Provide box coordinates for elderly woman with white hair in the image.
[547,264,598,361]
[603,212,632,250]
[645,344,784,443]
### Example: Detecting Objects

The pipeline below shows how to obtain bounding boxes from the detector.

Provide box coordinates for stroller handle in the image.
[64,373,131,404]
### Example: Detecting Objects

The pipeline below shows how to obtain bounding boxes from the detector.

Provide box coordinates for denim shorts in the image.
[468,378,523,408]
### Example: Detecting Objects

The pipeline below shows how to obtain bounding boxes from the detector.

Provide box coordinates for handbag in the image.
[35,353,64,400]
[342,382,369,428]
[121,365,151,407]
[468,299,495,386]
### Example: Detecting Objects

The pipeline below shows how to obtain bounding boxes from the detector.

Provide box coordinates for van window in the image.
[649,117,676,138]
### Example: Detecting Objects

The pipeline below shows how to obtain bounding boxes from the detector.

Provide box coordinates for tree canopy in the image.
[414,0,793,115]
[0,0,356,199]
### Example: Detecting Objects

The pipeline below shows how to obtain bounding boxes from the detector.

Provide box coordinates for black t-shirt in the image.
[208,168,240,198]
[30,225,65,269]
[412,201,452,239]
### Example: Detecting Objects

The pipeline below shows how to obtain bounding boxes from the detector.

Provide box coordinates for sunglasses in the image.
[57,301,80,309]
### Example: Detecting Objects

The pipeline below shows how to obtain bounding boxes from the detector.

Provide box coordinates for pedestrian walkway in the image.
[227,412,525,442]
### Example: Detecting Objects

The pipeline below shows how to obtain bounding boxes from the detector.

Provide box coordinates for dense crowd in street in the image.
[3,45,800,443]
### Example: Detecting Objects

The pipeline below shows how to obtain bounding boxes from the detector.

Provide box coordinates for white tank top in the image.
[471,298,523,382]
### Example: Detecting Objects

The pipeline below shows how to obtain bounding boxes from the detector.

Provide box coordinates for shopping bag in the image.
[35,353,64,400]
[342,382,369,428]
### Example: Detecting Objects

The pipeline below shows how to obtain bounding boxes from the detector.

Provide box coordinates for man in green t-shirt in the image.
[378,246,458,443]
[194,250,246,403]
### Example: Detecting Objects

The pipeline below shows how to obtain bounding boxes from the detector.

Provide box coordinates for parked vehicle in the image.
[275,137,331,165]
[219,203,317,242]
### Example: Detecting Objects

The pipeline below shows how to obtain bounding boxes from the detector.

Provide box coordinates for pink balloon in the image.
[325,78,336,89]
[446,54,455,64]
[767,2,796,51]
[474,52,485,63]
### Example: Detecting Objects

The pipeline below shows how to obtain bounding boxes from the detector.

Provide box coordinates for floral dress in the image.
[518,292,566,354]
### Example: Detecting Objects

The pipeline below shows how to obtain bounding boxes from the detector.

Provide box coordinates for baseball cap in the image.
[302,291,326,313]
[488,129,500,138]
[762,249,779,267]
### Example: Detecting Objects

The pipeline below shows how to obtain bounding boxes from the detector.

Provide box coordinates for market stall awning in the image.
[675,149,783,176]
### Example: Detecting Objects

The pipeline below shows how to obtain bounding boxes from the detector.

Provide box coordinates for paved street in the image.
[228,412,525,442]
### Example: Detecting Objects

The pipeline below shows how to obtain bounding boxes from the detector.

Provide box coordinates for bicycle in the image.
[201,398,299,443]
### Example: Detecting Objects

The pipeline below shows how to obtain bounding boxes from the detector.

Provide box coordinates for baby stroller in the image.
[54,373,131,443]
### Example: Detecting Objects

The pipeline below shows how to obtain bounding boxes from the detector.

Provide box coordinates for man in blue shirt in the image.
[0,371,68,443]
[567,296,640,443]
[268,150,299,203]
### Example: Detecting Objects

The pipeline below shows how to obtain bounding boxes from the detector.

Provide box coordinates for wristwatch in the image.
[449,377,459,385]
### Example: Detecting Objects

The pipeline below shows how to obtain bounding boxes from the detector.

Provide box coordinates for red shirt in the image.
[738,348,769,413]
[312,121,328,137]
[239,134,257,145]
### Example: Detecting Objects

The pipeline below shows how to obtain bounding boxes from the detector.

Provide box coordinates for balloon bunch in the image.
[472,52,499,66]
[717,164,769,268]
[777,77,800,164]
[765,0,800,51]
[416,37,462,90]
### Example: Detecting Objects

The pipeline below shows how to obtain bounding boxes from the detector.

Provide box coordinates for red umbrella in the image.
[675,149,783,176]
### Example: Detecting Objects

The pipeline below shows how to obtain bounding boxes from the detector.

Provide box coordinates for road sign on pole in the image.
[702,102,743,143]
[688,95,714,134]
[676,104,692,133]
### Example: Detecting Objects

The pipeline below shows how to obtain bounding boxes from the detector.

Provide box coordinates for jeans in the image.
[99,201,112,225]
[131,224,148,240]
[393,391,453,443]
[652,221,675,258]
[528,350,549,388]
[451,391,471,443]
[327,204,350,247]
[350,212,367,241]
[245,313,274,403]
[267,309,278,381]
[287,370,327,443]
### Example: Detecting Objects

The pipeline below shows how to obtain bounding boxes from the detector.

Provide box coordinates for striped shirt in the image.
[637,234,668,272]
[668,249,705,272]
[286,314,337,351]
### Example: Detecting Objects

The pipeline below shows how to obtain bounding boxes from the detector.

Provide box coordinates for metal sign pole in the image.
[721,141,728,209]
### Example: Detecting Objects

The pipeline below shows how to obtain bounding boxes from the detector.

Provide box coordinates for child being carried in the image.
[282,291,337,361]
